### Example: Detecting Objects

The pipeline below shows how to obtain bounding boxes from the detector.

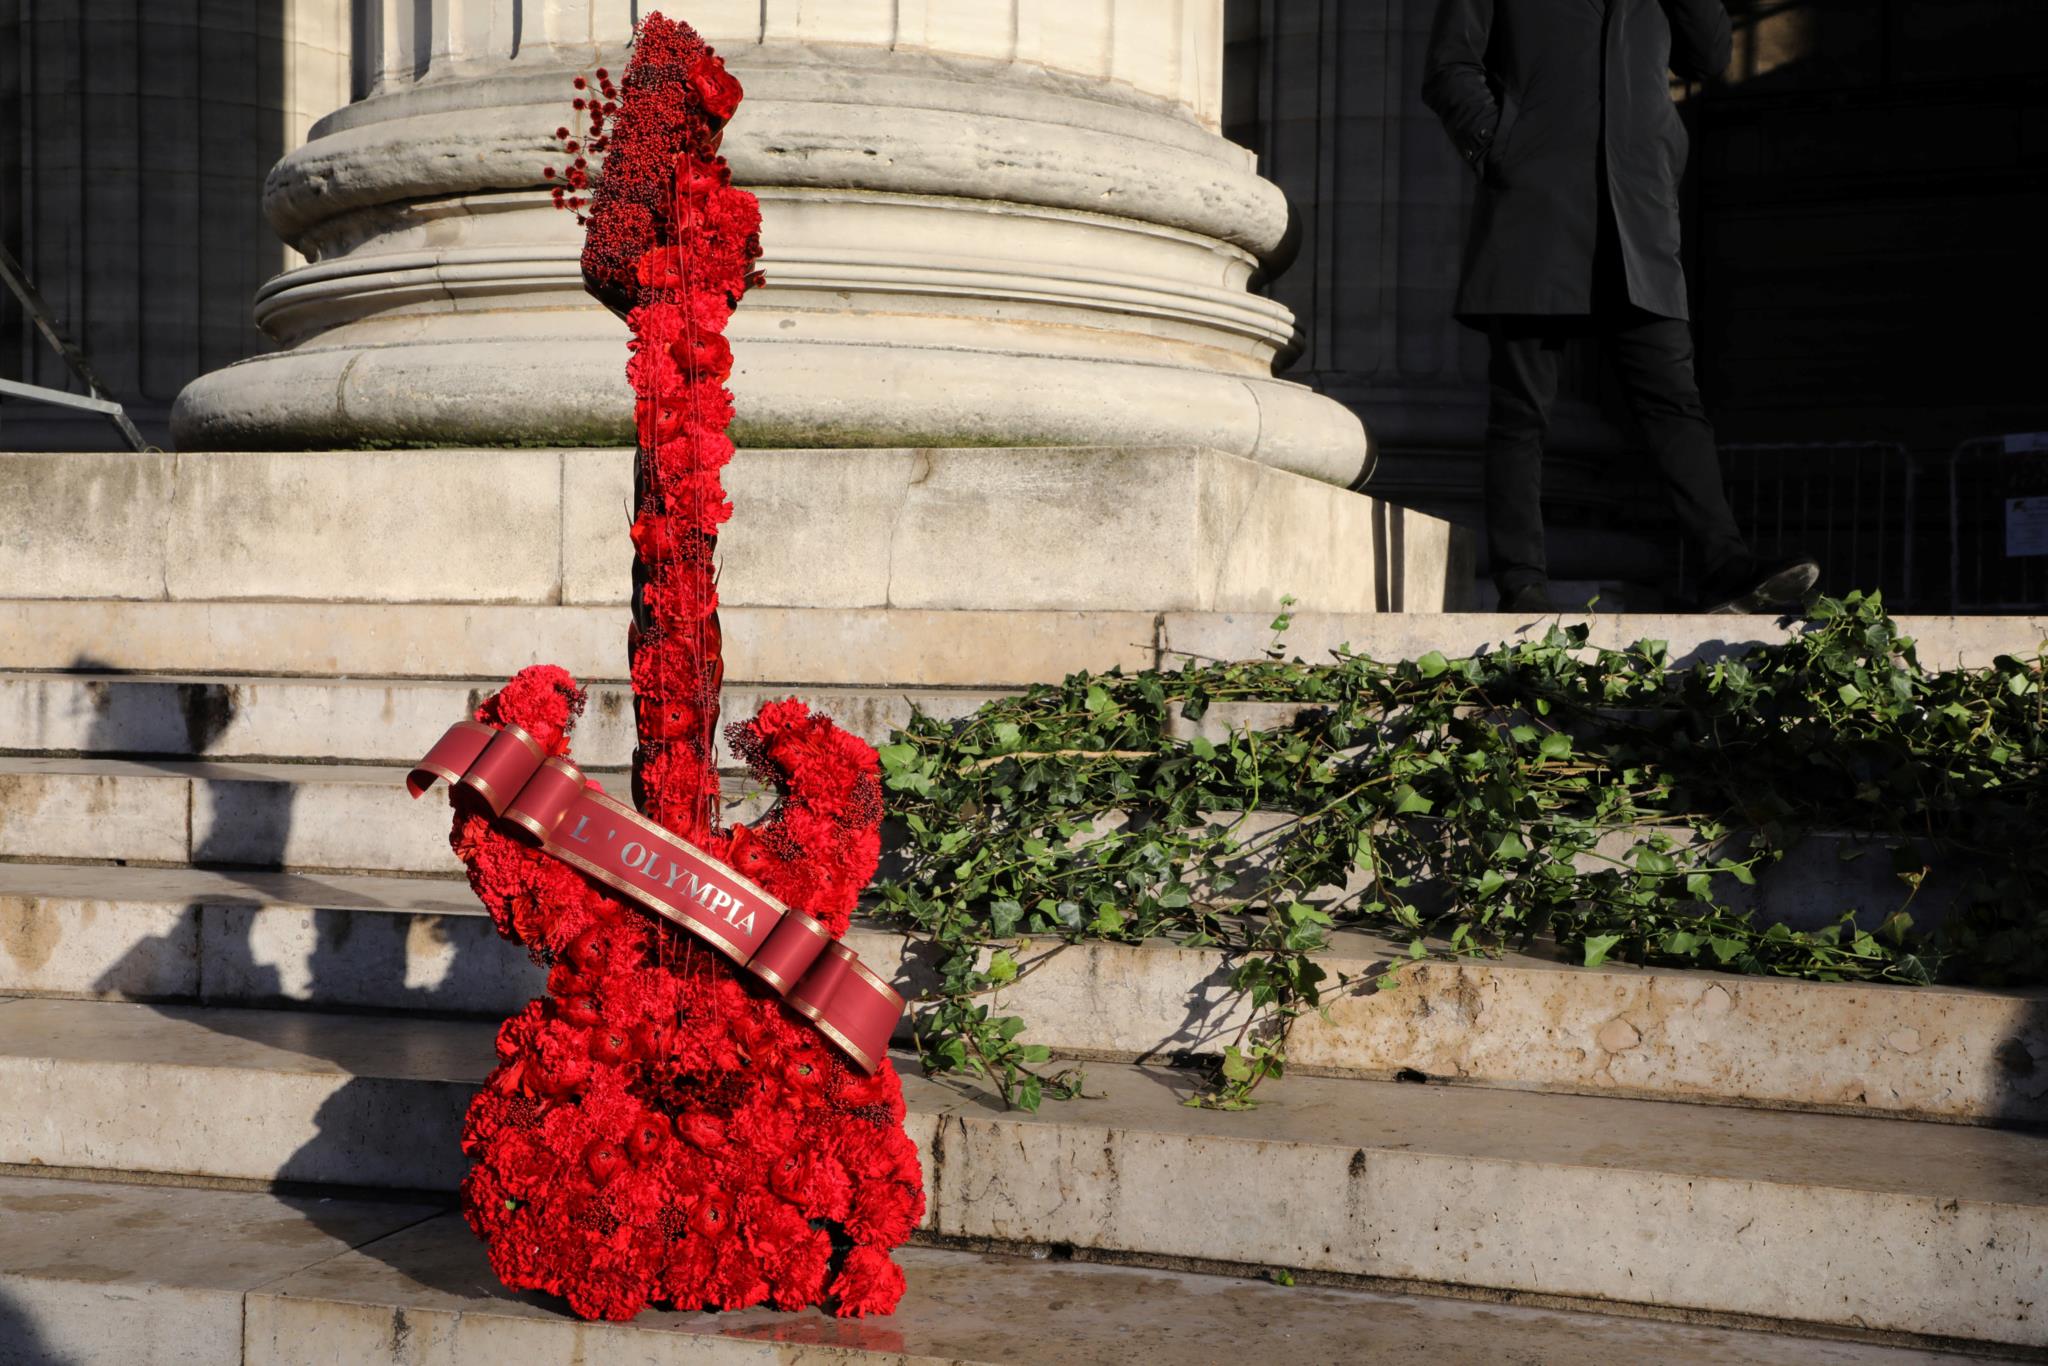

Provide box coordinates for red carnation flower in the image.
[831,1247,908,1317]
[688,53,743,123]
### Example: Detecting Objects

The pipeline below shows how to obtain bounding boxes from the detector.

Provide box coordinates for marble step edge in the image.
[0,997,2040,1346]
[1,862,2042,1126]
[1,1176,1977,1366]
[3,599,2043,686]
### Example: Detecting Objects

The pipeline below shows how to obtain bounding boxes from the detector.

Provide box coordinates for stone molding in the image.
[268,47,1280,255]
[173,16,1371,476]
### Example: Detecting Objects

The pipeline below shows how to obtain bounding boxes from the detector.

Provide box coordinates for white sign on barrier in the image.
[2007,497,2048,557]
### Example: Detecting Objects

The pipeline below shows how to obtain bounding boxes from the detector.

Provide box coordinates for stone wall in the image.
[0,0,347,450]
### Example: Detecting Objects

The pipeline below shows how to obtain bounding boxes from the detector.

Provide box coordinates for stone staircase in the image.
[2,607,2046,1363]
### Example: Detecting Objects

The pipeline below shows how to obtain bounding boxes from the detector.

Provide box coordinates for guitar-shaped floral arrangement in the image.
[405,14,923,1321]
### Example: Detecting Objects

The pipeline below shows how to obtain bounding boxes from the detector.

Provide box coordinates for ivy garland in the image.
[868,594,2046,1111]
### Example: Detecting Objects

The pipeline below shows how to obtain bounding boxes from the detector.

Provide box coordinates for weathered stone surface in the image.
[1,863,2040,1124]
[0,758,773,875]
[0,865,535,1013]
[0,758,464,874]
[0,998,478,1189]
[162,450,564,605]
[889,926,2048,1126]
[0,672,513,764]
[0,998,2040,1343]
[0,670,991,771]
[0,1175,428,1366]
[0,892,199,1000]
[6,598,2043,689]
[243,1213,1970,1365]
[0,1176,1952,1366]
[0,599,1168,686]
[4,447,1455,615]
[0,757,188,864]
[567,445,1458,614]
[0,600,635,681]
[0,454,176,600]
[910,1063,2047,1346]
[173,21,1377,476]
[203,901,543,1016]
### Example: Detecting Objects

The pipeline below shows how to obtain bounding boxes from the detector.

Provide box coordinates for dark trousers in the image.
[1484,310,1749,596]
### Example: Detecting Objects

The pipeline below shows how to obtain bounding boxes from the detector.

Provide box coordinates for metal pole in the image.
[0,241,149,452]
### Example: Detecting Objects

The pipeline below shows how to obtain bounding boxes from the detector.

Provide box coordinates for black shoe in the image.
[1702,555,1821,614]
[1497,582,1559,613]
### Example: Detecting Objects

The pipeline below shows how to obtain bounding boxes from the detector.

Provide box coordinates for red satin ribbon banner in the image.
[406,720,903,1074]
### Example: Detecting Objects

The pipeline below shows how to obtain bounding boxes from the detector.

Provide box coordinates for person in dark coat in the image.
[1423,0,1818,612]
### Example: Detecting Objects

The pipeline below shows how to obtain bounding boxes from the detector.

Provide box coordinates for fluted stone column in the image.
[172,0,1370,487]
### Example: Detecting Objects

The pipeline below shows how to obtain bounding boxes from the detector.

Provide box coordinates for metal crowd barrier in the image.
[1687,441,1924,609]
[1947,433,2048,613]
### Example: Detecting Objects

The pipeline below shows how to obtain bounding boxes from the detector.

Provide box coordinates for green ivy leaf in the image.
[1393,785,1434,816]
[1581,933,1624,967]
[989,899,1023,936]
[1715,859,1757,886]
[1634,846,1677,876]
[1660,929,1704,955]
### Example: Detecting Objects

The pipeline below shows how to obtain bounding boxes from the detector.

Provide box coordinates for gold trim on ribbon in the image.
[464,772,509,811]
[503,810,554,844]
[841,951,904,1011]
[413,761,466,791]
[500,722,546,761]
[809,1013,880,1074]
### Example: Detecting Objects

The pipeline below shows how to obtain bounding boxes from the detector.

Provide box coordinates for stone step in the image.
[0,756,774,877]
[2,863,2041,1125]
[0,670,998,766]
[0,749,1997,943]
[0,864,539,1017]
[0,998,2040,1345]
[3,598,2041,684]
[0,1175,1959,1366]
